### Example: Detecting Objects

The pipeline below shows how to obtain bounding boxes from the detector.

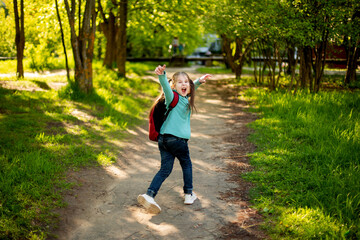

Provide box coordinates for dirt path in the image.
[50,69,266,240]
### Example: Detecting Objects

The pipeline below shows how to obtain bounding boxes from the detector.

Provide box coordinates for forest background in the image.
[1,0,359,91]
[0,0,359,239]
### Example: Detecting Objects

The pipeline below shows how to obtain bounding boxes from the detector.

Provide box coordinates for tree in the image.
[13,0,24,78]
[97,0,127,77]
[98,0,208,76]
[117,0,127,77]
[252,1,289,90]
[64,0,97,94]
[98,0,119,69]
[0,1,15,57]
[338,1,360,84]
[206,0,255,79]
[268,0,332,93]
[221,34,253,79]
[55,0,70,81]
[127,0,208,58]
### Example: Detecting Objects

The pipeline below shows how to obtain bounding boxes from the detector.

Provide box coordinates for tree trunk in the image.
[221,34,252,79]
[252,52,258,83]
[286,43,296,75]
[260,41,276,90]
[312,39,327,93]
[234,66,243,79]
[269,59,276,90]
[97,36,102,60]
[117,0,128,77]
[299,46,312,90]
[275,44,283,88]
[64,0,97,94]
[256,43,264,83]
[261,63,266,83]
[344,45,359,84]
[221,35,235,73]
[101,12,118,68]
[288,53,299,93]
[55,0,70,82]
[13,0,25,78]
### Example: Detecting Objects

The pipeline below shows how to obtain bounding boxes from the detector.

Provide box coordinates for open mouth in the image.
[181,87,187,95]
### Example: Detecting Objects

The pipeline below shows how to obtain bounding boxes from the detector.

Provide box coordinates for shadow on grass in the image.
[31,80,51,90]
[0,73,158,239]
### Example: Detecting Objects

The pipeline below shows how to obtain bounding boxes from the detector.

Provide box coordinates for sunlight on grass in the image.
[0,62,160,239]
[0,59,19,73]
[96,151,116,166]
[0,57,75,74]
[275,206,344,239]
[245,87,360,239]
[35,132,68,144]
[196,65,233,74]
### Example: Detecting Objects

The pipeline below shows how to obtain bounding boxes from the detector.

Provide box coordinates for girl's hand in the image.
[199,74,212,84]
[155,64,166,75]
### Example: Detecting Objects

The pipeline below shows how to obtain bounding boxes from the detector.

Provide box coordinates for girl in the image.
[137,64,211,214]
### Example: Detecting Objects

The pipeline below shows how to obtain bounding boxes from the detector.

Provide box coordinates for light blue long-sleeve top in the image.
[159,72,202,139]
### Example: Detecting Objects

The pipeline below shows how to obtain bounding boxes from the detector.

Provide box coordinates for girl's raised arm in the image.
[155,64,173,105]
[199,74,212,84]
[155,64,166,75]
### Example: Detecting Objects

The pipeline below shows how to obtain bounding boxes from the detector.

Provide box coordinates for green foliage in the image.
[245,87,360,239]
[0,0,71,70]
[25,0,71,72]
[0,64,159,239]
[0,60,19,74]
[206,0,280,40]
[0,2,15,57]
[127,0,210,57]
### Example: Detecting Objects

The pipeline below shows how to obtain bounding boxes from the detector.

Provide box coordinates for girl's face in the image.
[173,75,190,97]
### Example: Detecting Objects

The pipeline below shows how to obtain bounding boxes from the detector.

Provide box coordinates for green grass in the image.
[0,56,76,74]
[196,65,233,74]
[0,59,21,74]
[0,58,160,78]
[196,64,283,76]
[125,61,159,76]
[243,86,360,239]
[0,62,159,239]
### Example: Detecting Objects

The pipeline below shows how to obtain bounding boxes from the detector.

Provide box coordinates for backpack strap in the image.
[169,91,179,108]
[164,91,179,120]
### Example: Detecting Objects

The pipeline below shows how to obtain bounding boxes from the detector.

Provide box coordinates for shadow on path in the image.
[50,70,267,239]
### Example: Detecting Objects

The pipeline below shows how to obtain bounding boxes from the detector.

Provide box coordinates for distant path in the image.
[49,68,266,239]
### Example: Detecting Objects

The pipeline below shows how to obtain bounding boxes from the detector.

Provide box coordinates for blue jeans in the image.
[147,134,193,198]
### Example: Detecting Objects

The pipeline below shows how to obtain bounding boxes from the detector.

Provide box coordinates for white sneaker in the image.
[137,194,161,214]
[184,193,197,205]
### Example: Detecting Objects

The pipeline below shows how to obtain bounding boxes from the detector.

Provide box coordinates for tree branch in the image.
[97,0,107,23]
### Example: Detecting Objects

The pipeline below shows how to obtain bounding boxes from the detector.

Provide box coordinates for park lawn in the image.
[0,62,159,239]
[0,58,73,74]
[0,58,159,75]
[242,83,360,239]
[196,65,233,74]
